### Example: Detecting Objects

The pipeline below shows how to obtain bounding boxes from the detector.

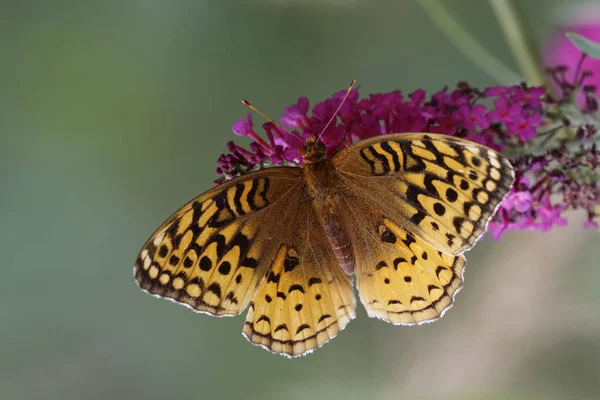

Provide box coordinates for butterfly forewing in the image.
[334,133,514,256]
[134,167,302,316]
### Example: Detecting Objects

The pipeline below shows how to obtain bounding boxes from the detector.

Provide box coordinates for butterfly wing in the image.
[242,183,356,357]
[334,133,514,255]
[134,167,303,316]
[332,133,513,324]
[134,167,356,356]
[337,200,466,324]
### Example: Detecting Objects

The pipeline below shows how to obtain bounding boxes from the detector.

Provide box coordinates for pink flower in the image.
[511,85,545,109]
[536,203,568,231]
[281,97,310,131]
[543,8,600,105]
[232,113,254,137]
[454,104,490,132]
[487,96,522,124]
[506,112,542,141]
[503,191,533,213]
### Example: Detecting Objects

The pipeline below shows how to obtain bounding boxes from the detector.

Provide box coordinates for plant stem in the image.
[489,0,546,86]
[418,0,522,85]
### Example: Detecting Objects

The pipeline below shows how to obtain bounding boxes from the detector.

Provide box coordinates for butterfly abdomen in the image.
[303,154,356,275]
[312,198,355,275]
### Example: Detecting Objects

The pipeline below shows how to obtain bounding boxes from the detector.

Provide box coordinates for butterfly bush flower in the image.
[217,54,600,239]
[543,6,600,106]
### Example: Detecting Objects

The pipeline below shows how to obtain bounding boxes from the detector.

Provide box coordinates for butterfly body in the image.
[135,132,514,357]
[302,137,356,275]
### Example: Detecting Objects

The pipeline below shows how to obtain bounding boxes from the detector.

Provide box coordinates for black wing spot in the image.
[460,179,470,190]
[375,261,388,270]
[265,294,272,303]
[308,277,322,286]
[434,202,446,216]
[274,324,288,333]
[296,324,311,334]
[315,294,322,300]
[388,299,402,305]
[207,282,222,298]
[446,188,458,202]
[199,256,212,271]
[422,251,428,260]
[410,212,426,225]
[288,284,305,294]
[446,233,456,247]
[158,245,168,258]
[431,222,440,231]
[318,314,331,323]
[256,315,270,324]
[427,284,441,294]
[453,217,466,234]
[284,256,299,272]
[393,257,406,270]
[469,170,479,181]
[435,266,447,278]
[404,276,412,282]
[403,233,416,246]
[295,304,303,311]
[225,291,238,304]
[183,257,193,268]
[380,228,397,244]
[235,274,242,284]
[471,156,482,167]
[277,291,287,300]
[241,257,258,269]
[169,255,180,266]
[218,261,231,275]
[267,272,280,284]
[384,278,390,284]
[410,296,426,303]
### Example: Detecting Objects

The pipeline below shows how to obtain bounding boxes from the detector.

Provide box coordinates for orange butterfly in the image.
[134,83,514,357]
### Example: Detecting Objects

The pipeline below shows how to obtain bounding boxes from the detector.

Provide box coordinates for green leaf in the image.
[566,32,600,59]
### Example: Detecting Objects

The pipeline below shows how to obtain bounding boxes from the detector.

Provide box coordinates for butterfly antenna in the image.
[241,99,304,142]
[317,79,356,142]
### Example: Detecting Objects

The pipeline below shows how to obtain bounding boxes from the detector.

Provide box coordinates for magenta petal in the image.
[232,113,254,136]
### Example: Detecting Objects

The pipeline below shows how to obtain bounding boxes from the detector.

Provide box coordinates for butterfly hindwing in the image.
[340,196,465,324]
[334,133,514,256]
[243,193,356,357]
[134,167,303,316]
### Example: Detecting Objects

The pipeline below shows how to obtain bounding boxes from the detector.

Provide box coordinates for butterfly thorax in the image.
[301,138,355,275]
[302,142,334,199]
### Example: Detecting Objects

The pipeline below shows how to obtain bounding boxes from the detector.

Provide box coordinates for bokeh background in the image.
[2,1,599,399]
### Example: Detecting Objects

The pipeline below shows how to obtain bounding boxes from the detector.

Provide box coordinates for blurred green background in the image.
[1,1,599,399]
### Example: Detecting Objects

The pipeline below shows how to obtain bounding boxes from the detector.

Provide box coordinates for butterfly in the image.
[134,117,514,357]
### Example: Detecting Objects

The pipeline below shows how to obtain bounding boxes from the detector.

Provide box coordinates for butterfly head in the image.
[301,137,327,164]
